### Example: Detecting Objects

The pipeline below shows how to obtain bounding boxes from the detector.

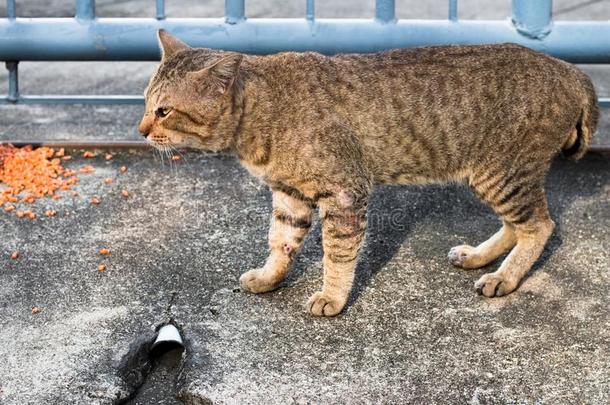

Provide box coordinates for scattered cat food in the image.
[99,248,110,255]
[62,155,72,161]
[104,177,113,185]
[4,205,15,213]
[28,211,36,220]
[83,151,96,158]
[90,197,100,205]
[119,166,128,173]
[171,155,181,161]
[45,209,57,217]
[98,264,106,272]
[79,165,95,174]
[105,153,114,161]
[31,306,42,315]
[0,145,79,211]
[10,251,19,260]
[56,148,65,157]
[52,194,62,201]
[15,211,25,218]
[121,189,129,198]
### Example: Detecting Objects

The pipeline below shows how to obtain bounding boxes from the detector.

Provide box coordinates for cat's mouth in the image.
[146,134,171,147]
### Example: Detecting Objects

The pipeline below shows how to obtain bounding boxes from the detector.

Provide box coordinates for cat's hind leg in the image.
[240,189,313,293]
[475,207,554,297]
[464,162,555,297]
[458,159,555,297]
[448,222,517,269]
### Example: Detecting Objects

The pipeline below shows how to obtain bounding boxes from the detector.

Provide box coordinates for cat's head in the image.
[139,30,243,152]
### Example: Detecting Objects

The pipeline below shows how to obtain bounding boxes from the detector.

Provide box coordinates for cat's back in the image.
[255,43,579,84]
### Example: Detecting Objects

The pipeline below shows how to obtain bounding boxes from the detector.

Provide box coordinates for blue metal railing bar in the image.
[448,0,458,22]
[156,0,165,20]
[225,0,245,24]
[75,0,96,21]
[511,0,552,39]
[0,95,144,105]
[375,0,395,23]
[306,0,315,22]
[6,0,15,19]
[6,61,17,102]
[2,18,610,62]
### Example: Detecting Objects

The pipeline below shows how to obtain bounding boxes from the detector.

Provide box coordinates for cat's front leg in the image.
[240,189,313,293]
[307,191,368,317]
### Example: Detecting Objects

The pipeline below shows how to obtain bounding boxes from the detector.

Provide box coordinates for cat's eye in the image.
[155,107,172,118]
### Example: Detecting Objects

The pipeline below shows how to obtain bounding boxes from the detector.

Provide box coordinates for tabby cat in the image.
[139,30,598,316]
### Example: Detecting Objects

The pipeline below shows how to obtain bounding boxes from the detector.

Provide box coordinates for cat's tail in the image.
[562,72,599,161]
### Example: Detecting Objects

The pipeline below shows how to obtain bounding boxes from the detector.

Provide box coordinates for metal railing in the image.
[0,0,609,107]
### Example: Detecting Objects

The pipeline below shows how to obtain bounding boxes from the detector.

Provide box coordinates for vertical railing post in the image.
[75,0,96,20]
[511,0,552,39]
[156,0,166,20]
[225,0,245,24]
[448,0,458,22]
[375,0,395,23]
[6,62,19,103]
[6,0,16,19]
[305,0,315,21]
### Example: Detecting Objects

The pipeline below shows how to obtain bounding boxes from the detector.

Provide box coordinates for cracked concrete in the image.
[1,0,610,403]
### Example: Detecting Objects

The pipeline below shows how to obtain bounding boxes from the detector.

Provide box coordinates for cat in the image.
[139,30,598,316]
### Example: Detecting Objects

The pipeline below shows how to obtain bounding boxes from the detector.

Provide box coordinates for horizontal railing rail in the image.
[1,0,609,107]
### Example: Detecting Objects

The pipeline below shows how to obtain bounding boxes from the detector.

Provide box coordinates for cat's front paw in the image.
[239,269,279,293]
[306,291,346,317]
[449,245,484,269]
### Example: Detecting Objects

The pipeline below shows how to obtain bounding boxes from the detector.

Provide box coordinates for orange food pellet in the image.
[56,148,65,157]
[98,264,106,272]
[10,251,19,260]
[23,195,34,203]
[45,209,57,217]
[15,211,25,218]
[4,205,15,213]
[119,166,128,173]
[105,154,113,161]
[52,195,62,201]
[62,155,72,161]
[27,211,36,220]
[79,165,95,174]
[90,197,100,205]
[31,306,42,314]
[83,151,96,158]
[171,155,181,161]
[99,248,110,255]
[121,189,129,198]
[104,177,113,185]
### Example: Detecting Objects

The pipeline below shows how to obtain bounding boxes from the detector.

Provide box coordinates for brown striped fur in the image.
[139,30,598,316]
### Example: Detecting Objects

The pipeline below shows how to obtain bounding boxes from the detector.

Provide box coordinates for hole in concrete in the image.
[116,322,187,405]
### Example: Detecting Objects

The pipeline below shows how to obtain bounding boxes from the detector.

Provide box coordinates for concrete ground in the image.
[1,1,610,404]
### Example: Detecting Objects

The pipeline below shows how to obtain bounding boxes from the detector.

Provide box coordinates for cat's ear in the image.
[188,54,243,94]
[157,29,189,60]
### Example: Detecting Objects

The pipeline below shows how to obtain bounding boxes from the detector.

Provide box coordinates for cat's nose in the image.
[138,119,151,138]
